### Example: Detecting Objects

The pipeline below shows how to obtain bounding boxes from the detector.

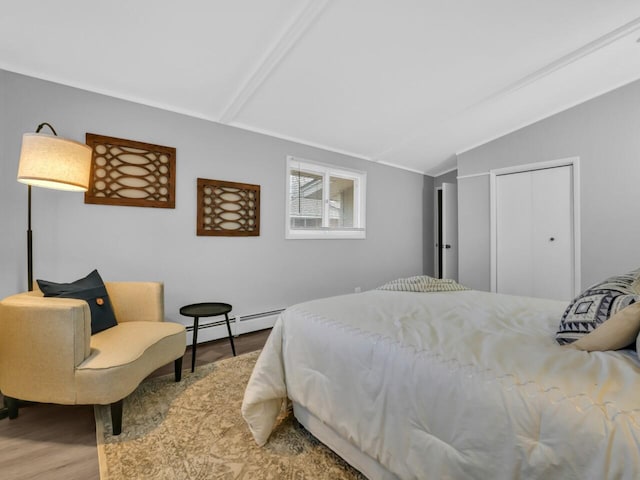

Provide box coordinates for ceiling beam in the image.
[371,16,640,166]
[218,0,330,124]
[470,15,640,109]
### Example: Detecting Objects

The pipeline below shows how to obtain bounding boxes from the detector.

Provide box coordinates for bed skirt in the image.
[292,402,399,480]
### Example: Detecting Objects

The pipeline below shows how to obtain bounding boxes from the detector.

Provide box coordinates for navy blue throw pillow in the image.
[37,269,118,334]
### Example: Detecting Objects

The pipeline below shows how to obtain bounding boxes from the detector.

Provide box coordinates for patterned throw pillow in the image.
[377,275,469,293]
[556,268,640,345]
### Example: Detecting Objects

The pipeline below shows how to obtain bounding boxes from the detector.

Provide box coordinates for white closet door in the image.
[531,167,573,300]
[496,171,534,297]
[495,165,573,300]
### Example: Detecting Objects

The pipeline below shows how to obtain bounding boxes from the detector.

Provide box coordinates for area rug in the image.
[94,350,365,479]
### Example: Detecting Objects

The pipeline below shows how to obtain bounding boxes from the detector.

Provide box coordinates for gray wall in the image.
[434,169,457,189]
[423,176,435,276]
[457,78,640,291]
[0,70,427,324]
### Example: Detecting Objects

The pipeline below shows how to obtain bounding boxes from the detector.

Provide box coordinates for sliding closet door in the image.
[495,165,573,301]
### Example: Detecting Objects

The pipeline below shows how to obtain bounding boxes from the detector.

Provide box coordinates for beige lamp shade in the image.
[17,133,92,191]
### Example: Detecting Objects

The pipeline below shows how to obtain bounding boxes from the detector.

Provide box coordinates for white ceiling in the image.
[2,1,640,175]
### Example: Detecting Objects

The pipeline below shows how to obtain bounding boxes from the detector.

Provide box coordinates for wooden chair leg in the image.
[174,357,183,382]
[111,399,123,435]
[5,396,19,419]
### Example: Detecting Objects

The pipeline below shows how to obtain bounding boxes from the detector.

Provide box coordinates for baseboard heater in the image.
[238,309,285,322]
[185,308,285,345]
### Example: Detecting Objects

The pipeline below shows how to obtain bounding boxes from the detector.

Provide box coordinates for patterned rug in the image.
[94,350,365,479]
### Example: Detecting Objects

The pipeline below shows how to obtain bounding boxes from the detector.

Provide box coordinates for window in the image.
[286,156,366,239]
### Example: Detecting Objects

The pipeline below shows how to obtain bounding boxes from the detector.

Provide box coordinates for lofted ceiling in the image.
[2,1,640,175]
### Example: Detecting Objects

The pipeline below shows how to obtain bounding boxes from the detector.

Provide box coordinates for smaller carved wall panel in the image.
[85,133,176,208]
[197,178,260,236]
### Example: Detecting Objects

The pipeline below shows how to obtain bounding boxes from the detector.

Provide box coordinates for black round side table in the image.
[179,302,236,372]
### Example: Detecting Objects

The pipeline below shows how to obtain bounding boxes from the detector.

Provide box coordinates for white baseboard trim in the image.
[185,309,284,346]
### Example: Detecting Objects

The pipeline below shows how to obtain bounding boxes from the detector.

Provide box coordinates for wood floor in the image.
[0,329,271,480]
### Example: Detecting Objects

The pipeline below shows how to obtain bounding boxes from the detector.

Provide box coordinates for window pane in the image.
[290,168,323,229]
[286,155,366,239]
[329,176,355,228]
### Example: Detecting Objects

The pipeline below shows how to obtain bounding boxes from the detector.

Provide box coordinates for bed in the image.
[241,286,640,479]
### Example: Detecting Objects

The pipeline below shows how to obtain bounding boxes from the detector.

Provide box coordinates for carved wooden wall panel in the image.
[84,133,176,208]
[197,178,260,236]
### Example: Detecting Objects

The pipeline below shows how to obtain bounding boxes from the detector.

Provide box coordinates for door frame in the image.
[434,182,458,280]
[489,157,581,297]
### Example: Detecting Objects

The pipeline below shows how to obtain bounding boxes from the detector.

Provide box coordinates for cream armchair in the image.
[0,281,186,435]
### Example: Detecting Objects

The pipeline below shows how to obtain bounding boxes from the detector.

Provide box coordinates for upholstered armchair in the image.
[0,281,186,435]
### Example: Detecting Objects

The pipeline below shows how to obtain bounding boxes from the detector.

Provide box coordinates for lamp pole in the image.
[27,185,32,291]
[25,122,57,291]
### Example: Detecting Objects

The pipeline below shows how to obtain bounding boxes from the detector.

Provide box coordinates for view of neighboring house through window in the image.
[286,156,366,239]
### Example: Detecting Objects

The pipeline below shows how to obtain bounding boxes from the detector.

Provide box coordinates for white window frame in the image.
[286,155,366,239]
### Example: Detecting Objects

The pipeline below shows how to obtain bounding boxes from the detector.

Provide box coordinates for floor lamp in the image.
[16,122,92,290]
[0,122,92,420]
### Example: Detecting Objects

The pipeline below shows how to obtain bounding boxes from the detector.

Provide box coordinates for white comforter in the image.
[242,290,640,479]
